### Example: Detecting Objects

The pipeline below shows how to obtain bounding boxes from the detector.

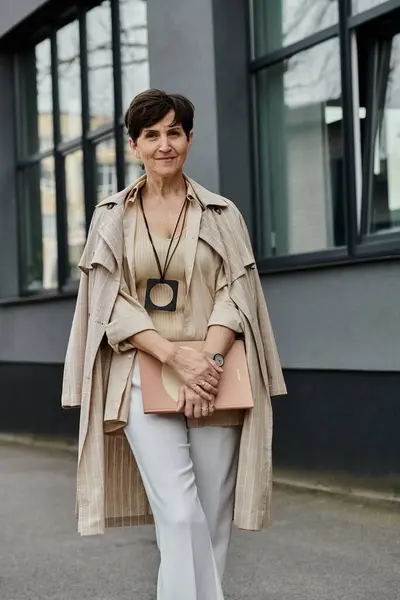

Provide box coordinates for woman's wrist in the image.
[131,330,175,365]
[203,325,236,357]
[165,345,190,368]
[158,340,176,365]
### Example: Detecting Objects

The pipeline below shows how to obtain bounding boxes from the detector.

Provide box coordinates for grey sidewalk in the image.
[2,433,400,509]
[1,443,400,600]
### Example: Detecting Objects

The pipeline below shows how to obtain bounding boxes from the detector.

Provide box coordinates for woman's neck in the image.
[144,172,186,204]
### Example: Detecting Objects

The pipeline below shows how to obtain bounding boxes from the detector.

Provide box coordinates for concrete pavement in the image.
[1,443,399,600]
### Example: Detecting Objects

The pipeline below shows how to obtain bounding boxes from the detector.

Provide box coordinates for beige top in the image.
[104,178,245,428]
[134,210,187,341]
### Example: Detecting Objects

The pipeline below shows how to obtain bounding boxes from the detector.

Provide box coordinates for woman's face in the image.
[130,110,193,179]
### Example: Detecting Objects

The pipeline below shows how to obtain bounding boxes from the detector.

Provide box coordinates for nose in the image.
[158,134,171,153]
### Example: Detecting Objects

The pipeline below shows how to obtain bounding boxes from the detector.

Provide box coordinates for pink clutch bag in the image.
[137,340,254,414]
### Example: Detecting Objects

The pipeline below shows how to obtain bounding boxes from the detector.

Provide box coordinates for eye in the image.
[168,130,181,137]
[145,131,157,139]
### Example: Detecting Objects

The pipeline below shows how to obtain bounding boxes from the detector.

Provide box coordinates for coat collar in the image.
[92,176,232,280]
[96,174,229,210]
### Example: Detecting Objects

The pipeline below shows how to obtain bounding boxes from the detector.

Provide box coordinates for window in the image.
[256,39,344,257]
[251,0,400,268]
[58,20,82,141]
[65,151,85,281]
[96,138,117,201]
[15,0,149,295]
[19,160,58,292]
[251,0,339,56]
[87,2,114,130]
[358,29,400,237]
[120,0,150,108]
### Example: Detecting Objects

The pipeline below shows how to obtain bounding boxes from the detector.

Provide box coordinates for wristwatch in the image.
[205,351,225,367]
[212,353,225,367]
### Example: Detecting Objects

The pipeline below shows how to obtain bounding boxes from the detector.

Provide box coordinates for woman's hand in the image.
[176,385,216,419]
[167,347,222,402]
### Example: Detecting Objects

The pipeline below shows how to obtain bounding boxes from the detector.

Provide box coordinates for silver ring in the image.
[201,406,209,413]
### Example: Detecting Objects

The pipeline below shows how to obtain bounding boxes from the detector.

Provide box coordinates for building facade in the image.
[0,0,399,479]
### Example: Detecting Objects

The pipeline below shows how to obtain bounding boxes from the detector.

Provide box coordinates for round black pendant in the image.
[144,278,179,312]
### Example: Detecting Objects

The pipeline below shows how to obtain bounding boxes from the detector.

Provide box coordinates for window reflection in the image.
[36,41,53,152]
[65,151,86,280]
[87,1,114,129]
[120,0,149,109]
[17,39,53,157]
[20,159,58,291]
[352,0,387,14]
[366,36,400,234]
[58,21,82,141]
[252,0,338,56]
[257,38,344,257]
[96,138,117,202]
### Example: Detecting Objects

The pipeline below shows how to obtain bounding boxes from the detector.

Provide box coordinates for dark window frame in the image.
[14,0,134,297]
[250,0,400,275]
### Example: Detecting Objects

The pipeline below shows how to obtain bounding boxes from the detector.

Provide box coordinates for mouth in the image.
[156,157,176,161]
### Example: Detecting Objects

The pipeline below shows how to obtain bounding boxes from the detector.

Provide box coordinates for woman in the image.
[62,89,286,600]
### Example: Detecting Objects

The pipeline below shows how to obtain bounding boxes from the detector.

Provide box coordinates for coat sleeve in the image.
[239,214,287,397]
[61,207,101,408]
[61,271,89,408]
[207,263,243,333]
[104,272,156,354]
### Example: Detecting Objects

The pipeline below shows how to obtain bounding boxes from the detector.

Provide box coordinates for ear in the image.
[187,130,193,151]
[129,137,141,160]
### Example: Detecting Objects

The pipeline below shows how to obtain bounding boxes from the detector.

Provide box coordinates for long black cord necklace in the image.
[140,188,189,312]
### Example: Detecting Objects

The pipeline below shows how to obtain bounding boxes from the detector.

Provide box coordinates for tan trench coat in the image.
[61,176,287,536]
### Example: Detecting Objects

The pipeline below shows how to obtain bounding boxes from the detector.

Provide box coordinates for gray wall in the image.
[147,0,220,192]
[0,300,75,363]
[0,0,49,38]
[147,0,254,225]
[212,0,254,231]
[3,260,400,370]
[262,260,400,372]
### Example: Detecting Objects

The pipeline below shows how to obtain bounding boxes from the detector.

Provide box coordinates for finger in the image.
[198,380,218,396]
[184,400,194,419]
[192,384,213,403]
[205,357,224,375]
[199,402,210,419]
[207,374,219,388]
[176,386,185,412]
[191,391,203,407]
[208,402,215,416]
[193,402,203,419]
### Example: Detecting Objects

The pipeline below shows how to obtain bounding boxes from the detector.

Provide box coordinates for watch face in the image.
[213,353,225,367]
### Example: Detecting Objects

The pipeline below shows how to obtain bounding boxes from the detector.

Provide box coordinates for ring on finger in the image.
[201,406,209,413]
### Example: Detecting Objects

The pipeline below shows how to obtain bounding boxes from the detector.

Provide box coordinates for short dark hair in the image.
[124,89,194,142]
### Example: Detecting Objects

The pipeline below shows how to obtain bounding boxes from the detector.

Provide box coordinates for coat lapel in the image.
[92,181,141,275]
[188,178,254,284]
[184,201,202,292]
[123,201,139,284]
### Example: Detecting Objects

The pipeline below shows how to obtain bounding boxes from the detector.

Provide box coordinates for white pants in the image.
[124,360,241,600]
